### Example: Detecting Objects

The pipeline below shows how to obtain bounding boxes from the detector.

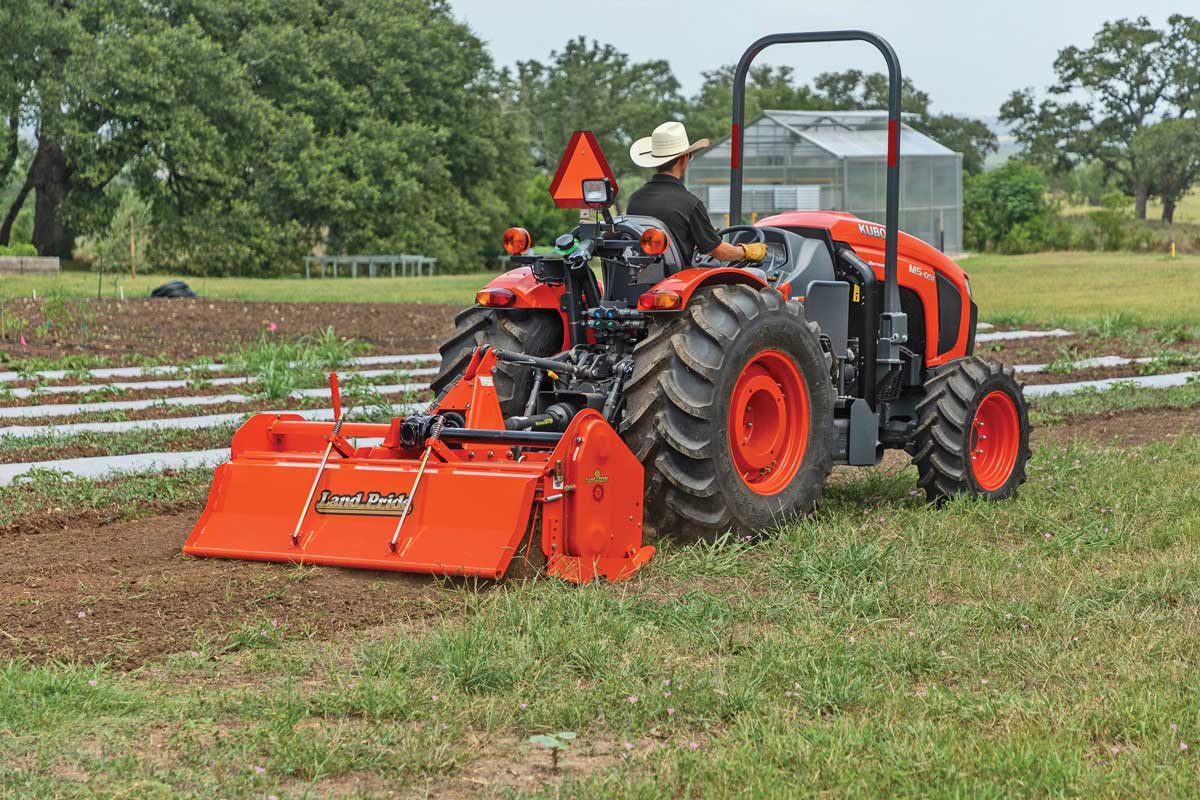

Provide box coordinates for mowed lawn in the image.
[0,270,492,306]
[7,250,1199,329]
[965,251,1200,328]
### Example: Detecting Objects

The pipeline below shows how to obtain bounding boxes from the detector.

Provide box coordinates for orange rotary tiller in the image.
[184,348,654,582]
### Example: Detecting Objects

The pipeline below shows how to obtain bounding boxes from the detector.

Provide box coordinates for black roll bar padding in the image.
[729,30,903,317]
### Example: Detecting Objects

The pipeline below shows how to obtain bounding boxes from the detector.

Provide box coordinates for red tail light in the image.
[637,289,682,310]
[476,288,516,307]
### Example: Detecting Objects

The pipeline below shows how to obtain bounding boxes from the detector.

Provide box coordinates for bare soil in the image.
[0,298,460,363]
[979,333,1195,368]
[1035,405,1200,448]
[0,510,441,667]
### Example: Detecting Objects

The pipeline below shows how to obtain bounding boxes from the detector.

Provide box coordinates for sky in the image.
[447,0,1181,119]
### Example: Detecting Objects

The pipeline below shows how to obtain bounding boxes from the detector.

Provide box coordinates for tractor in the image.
[183,30,1030,582]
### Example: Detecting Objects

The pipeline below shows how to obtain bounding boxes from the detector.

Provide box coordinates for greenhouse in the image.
[685,110,963,253]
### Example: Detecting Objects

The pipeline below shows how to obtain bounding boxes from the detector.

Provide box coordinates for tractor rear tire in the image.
[622,284,834,541]
[912,356,1031,501]
[431,307,563,418]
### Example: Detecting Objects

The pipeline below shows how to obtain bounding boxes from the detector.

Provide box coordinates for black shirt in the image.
[625,174,722,263]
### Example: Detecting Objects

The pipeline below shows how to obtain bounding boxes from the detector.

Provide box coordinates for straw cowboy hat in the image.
[629,121,710,168]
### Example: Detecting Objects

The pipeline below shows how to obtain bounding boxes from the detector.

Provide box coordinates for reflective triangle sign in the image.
[549,131,618,209]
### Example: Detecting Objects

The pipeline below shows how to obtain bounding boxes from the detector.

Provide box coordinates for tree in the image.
[1000,15,1200,219]
[508,38,682,178]
[0,0,529,272]
[1133,119,1200,223]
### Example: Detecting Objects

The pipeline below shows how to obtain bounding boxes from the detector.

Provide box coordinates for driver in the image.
[627,121,768,265]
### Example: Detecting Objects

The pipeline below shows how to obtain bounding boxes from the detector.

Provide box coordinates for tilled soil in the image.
[1036,405,1200,448]
[0,510,442,667]
[0,298,460,362]
[980,332,1196,368]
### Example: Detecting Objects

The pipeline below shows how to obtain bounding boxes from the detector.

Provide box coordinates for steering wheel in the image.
[717,225,766,246]
[694,224,768,267]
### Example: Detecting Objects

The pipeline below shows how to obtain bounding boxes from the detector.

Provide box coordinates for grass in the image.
[965,251,1200,328]
[0,270,493,306]
[0,467,210,528]
[3,435,1200,796]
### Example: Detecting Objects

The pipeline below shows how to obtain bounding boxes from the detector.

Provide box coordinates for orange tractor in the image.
[185,30,1031,582]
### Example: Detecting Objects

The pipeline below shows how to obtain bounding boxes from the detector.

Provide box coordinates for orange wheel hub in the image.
[970,390,1020,491]
[728,350,810,495]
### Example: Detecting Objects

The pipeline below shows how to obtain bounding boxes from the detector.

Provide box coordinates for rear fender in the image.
[479,266,571,350]
[640,267,769,310]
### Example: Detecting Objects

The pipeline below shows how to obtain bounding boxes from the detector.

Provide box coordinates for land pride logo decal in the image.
[584,469,609,484]
[315,490,411,517]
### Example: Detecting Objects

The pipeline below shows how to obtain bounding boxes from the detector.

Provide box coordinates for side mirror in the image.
[581,178,615,209]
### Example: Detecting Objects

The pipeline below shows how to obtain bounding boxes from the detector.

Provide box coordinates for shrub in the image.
[0,243,38,257]
[964,161,1054,252]
[1087,192,1130,251]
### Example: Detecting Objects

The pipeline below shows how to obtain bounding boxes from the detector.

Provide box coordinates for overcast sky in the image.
[448,1,1180,119]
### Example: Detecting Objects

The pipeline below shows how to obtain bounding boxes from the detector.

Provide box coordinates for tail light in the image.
[637,289,683,310]
[640,227,669,256]
[502,227,532,255]
[476,288,516,307]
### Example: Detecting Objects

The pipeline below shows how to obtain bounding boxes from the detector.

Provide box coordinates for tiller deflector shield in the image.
[183,349,653,582]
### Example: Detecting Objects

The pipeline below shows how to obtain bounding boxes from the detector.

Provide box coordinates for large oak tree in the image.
[1001,14,1200,219]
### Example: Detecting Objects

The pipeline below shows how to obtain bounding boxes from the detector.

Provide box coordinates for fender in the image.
[477,267,572,350]
[480,266,567,310]
[638,267,770,311]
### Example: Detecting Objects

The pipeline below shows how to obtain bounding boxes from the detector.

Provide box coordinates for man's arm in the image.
[687,201,763,262]
[709,241,748,261]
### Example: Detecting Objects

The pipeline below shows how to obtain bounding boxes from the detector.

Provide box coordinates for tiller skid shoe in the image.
[184,349,654,582]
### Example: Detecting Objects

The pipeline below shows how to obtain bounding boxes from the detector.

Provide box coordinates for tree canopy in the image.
[2,0,529,273]
[1001,14,1200,219]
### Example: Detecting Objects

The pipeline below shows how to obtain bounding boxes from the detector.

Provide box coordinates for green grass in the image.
[3,436,1200,796]
[965,251,1200,328]
[0,270,494,305]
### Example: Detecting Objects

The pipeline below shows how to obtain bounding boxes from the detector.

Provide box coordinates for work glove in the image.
[740,242,768,261]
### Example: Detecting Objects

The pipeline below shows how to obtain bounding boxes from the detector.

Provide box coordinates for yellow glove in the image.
[740,242,768,261]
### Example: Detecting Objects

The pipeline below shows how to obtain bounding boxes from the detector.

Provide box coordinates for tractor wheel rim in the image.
[728,349,810,495]
[969,390,1020,491]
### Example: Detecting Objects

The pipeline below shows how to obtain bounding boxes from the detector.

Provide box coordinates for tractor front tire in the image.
[912,356,1031,501]
[431,307,563,418]
[622,284,834,541]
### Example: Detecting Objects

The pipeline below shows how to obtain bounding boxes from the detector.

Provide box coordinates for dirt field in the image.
[0,403,1191,670]
[0,298,461,362]
[0,510,444,666]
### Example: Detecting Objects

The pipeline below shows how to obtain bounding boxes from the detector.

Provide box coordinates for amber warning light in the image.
[502,227,531,255]
[640,227,669,256]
